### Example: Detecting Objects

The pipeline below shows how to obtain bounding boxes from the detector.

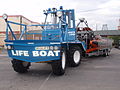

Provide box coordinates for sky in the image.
[0,0,120,30]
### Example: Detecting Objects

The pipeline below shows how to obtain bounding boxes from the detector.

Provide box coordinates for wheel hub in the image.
[73,51,80,64]
[62,52,66,69]
[22,62,29,67]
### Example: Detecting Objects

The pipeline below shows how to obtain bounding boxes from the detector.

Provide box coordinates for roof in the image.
[94,30,120,36]
[0,15,40,24]
[77,30,120,36]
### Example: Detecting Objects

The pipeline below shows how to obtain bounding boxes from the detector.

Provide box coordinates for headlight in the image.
[35,46,49,50]
[54,46,59,50]
[79,18,85,22]
[2,14,8,20]
[7,45,12,50]
[57,11,62,17]
[49,46,54,50]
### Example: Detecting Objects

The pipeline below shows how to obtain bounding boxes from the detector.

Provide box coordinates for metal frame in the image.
[4,7,86,63]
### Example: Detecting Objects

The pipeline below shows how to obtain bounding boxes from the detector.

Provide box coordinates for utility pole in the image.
[102,24,108,30]
[20,16,22,33]
[96,24,98,31]
[118,19,120,30]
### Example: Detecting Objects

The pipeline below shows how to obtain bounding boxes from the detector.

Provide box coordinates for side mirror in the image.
[57,11,62,18]
[2,14,8,21]
[79,18,85,22]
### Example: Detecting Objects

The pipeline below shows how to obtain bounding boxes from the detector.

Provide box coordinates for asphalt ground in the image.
[0,48,120,90]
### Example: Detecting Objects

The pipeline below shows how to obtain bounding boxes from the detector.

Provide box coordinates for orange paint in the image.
[86,47,99,53]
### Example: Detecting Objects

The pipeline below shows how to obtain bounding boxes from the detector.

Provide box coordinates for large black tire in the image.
[51,50,66,76]
[11,59,30,73]
[102,52,107,57]
[106,49,110,56]
[102,49,108,57]
[68,46,82,67]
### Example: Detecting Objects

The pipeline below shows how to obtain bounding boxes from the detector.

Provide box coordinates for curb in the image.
[0,54,8,56]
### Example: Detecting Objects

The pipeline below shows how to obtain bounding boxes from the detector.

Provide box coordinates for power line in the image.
[79,8,103,12]
[79,7,119,13]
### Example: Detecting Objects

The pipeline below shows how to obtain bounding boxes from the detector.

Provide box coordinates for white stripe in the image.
[28,43,34,44]
[0,54,8,56]
[50,42,60,44]
[6,42,13,44]
[39,72,52,90]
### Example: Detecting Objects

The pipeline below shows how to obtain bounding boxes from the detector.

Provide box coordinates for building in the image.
[94,30,120,37]
[118,19,120,30]
[118,26,120,30]
[0,15,42,46]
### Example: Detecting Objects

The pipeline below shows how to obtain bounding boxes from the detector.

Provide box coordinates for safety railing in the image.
[5,20,59,41]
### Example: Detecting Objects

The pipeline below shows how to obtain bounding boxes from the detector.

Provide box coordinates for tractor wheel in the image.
[51,50,66,76]
[106,49,110,56]
[102,49,107,57]
[68,46,82,67]
[11,59,30,73]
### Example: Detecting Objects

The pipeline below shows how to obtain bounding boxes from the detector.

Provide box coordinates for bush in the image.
[108,36,120,48]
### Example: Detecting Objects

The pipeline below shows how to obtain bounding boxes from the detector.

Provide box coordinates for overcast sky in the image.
[0,0,120,30]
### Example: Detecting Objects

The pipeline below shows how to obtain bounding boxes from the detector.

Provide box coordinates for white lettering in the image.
[16,50,19,56]
[24,51,29,56]
[40,51,47,56]
[11,50,29,56]
[32,51,39,56]
[19,50,23,56]
[11,50,60,57]
[48,51,54,56]
[54,51,60,56]
[11,50,17,56]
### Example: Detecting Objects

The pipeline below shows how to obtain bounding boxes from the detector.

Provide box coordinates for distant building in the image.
[118,19,120,30]
[102,24,108,30]
[0,15,42,46]
[94,30,120,37]
[118,26,120,30]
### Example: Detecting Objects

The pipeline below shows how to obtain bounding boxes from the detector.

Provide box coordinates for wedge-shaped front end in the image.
[6,40,61,62]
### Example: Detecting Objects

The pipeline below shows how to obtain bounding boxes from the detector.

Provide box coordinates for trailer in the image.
[3,6,112,75]
[77,18,112,57]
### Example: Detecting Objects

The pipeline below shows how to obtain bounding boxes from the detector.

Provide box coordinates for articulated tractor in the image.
[3,6,112,75]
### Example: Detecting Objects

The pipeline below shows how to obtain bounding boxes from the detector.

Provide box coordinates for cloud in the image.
[0,0,119,30]
[74,0,120,30]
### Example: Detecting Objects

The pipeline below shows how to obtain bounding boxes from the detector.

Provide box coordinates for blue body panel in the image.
[4,7,87,63]
[42,29,61,41]
[6,40,61,62]
[42,28,76,41]
[5,40,86,62]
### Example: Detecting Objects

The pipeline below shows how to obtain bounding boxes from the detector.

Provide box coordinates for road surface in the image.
[0,48,120,90]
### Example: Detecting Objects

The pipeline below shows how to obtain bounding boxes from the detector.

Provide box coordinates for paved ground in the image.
[0,48,120,90]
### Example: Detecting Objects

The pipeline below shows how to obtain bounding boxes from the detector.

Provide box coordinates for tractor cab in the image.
[2,6,77,63]
[42,6,76,42]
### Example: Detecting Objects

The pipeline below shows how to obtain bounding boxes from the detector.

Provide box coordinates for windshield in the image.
[44,13,59,29]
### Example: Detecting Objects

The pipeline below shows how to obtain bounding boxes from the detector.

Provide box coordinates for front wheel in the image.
[51,50,66,76]
[102,49,110,57]
[106,49,110,56]
[68,46,82,67]
[102,50,107,57]
[11,59,30,73]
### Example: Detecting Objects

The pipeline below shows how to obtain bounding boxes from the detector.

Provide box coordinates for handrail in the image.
[7,23,17,40]
[7,20,59,27]
[7,21,26,26]
[6,20,60,40]
[28,24,59,27]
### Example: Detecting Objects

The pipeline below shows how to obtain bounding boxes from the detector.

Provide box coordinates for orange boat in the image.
[77,25,113,56]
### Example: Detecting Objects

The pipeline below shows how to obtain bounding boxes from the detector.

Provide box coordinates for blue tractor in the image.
[3,6,86,75]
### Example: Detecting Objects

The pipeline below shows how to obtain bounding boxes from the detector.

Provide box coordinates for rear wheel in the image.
[51,50,66,76]
[102,49,108,57]
[68,46,82,67]
[11,59,30,73]
[106,49,110,56]
[102,51,107,57]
